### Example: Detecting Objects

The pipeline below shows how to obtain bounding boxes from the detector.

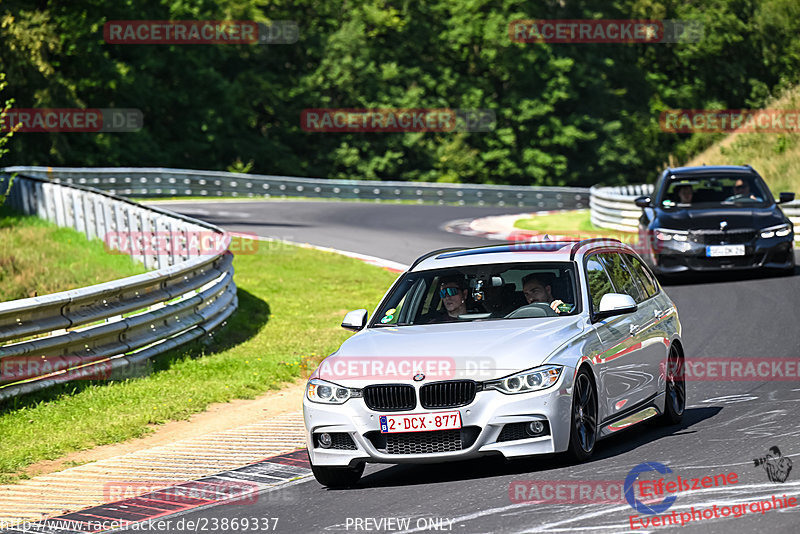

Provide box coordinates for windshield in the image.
[371,262,579,327]
[658,174,771,209]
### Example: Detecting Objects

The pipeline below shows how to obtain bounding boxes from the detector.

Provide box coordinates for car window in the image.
[658,174,770,208]
[598,252,644,303]
[585,255,615,314]
[623,254,658,300]
[370,262,579,326]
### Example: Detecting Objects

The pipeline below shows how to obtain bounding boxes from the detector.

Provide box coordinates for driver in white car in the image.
[522,274,574,314]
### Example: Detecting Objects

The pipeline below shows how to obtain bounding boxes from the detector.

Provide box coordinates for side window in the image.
[599,253,644,303]
[420,276,440,316]
[585,256,614,314]
[624,254,658,300]
[378,293,407,325]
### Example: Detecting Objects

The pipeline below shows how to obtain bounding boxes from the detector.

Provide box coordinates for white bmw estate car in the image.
[303,239,685,487]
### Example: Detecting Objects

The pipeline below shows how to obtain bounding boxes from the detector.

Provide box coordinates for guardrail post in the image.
[127,204,144,265]
[93,195,107,241]
[111,201,128,254]
[72,188,85,235]
[20,179,32,214]
[34,181,47,219]
[82,191,96,240]
[140,209,156,270]
[56,183,68,226]
[43,181,57,223]
[155,216,170,269]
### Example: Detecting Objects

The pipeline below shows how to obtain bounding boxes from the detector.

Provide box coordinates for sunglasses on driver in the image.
[439,287,462,298]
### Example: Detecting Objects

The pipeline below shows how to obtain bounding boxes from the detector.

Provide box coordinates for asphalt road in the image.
[136,200,800,534]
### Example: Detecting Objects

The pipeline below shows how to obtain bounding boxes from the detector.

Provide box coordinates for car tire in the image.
[661,347,685,425]
[567,367,598,462]
[310,460,365,488]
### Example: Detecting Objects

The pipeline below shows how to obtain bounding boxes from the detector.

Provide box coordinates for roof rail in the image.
[569,238,624,260]
[409,247,466,270]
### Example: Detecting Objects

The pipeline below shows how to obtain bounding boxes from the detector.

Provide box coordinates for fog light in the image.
[526,421,545,436]
[318,433,332,448]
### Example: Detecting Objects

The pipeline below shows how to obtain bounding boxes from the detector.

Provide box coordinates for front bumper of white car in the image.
[303,371,576,468]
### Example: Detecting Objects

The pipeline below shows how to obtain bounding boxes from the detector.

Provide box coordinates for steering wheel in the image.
[504,302,558,319]
[724,193,761,203]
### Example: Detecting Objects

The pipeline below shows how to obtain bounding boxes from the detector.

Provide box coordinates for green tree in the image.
[0,72,16,206]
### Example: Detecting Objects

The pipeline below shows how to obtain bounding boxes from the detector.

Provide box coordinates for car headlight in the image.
[306,378,360,404]
[654,228,688,242]
[760,223,792,239]
[483,365,563,394]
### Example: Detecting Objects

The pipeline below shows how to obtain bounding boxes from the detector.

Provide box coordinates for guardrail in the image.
[591,184,800,241]
[0,172,237,401]
[2,166,591,210]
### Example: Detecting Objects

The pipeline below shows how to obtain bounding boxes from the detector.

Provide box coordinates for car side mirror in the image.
[778,192,795,204]
[594,293,638,321]
[634,196,651,208]
[341,309,368,331]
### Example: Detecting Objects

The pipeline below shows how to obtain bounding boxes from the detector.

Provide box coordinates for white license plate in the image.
[706,245,745,257]
[379,411,461,434]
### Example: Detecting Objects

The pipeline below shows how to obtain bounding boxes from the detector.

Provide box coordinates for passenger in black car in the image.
[676,184,693,204]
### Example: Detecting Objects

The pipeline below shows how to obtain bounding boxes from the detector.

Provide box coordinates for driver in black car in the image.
[732,178,760,201]
[521,274,574,314]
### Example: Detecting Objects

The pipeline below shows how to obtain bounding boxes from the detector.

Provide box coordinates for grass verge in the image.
[0,206,147,302]
[0,238,398,483]
[513,210,632,241]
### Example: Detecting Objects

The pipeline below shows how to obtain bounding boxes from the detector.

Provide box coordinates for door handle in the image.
[630,324,640,335]
[653,309,662,318]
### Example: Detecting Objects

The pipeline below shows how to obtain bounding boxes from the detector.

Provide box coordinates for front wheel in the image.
[567,368,598,462]
[661,347,685,425]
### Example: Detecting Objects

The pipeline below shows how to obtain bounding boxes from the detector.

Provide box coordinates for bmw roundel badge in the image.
[413,373,425,381]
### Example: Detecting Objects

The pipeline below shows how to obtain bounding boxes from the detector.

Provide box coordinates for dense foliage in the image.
[1,0,799,186]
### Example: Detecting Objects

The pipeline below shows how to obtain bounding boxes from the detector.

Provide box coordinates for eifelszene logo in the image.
[624,462,677,515]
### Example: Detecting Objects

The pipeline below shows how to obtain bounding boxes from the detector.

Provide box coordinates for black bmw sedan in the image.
[635,165,795,275]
